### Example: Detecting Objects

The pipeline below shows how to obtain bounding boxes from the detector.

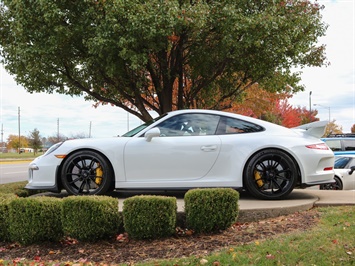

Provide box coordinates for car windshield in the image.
[334,156,352,169]
[121,113,167,137]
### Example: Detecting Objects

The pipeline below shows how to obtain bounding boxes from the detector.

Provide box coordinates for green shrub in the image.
[61,196,122,241]
[0,194,17,241]
[8,197,63,245]
[184,188,239,233]
[123,195,177,239]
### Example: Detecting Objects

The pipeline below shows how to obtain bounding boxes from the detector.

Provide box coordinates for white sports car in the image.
[27,109,335,200]
[320,155,355,190]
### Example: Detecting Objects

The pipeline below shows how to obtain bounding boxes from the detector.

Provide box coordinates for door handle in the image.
[201,145,217,152]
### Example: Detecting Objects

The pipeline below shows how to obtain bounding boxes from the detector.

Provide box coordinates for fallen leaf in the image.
[13,258,25,263]
[200,258,208,265]
[266,253,275,259]
[48,250,60,255]
[185,229,194,236]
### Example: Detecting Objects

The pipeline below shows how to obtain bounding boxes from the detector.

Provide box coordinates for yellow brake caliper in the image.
[254,170,264,187]
[95,163,103,185]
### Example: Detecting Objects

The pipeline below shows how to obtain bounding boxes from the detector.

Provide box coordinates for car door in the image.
[123,113,221,182]
[345,158,355,190]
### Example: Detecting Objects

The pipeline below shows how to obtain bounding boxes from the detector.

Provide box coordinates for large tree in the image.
[0,0,328,122]
[6,134,29,151]
[28,128,42,155]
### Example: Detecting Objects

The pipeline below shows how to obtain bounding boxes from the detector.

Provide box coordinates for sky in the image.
[0,0,354,143]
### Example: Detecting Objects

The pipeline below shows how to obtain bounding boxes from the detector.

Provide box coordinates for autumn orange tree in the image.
[0,0,328,122]
[323,121,343,136]
[6,135,29,151]
[226,84,318,128]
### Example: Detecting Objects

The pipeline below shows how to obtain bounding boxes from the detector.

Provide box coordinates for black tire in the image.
[60,150,114,195]
[319,176,343,190]
[243,149,298,200]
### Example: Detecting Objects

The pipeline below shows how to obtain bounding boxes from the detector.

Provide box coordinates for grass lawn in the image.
[0,152,41,160]
[139,206,355,266]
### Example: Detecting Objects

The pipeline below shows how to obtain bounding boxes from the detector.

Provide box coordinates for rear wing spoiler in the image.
[292,121,328,138]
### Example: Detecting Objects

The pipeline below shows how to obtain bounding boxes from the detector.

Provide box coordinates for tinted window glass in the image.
[334,156,352,169]
[122,114,167,137]
[157,113,220,137]
[217,116,264,135]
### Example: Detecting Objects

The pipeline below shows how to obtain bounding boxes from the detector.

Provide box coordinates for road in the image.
[0,161,29,184]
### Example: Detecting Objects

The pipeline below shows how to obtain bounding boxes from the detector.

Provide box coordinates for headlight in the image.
[44,142,64,156]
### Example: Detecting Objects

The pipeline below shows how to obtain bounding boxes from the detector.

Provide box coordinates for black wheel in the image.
[60,150,114,195]
[319,176,343,190]
[243,149,298,200]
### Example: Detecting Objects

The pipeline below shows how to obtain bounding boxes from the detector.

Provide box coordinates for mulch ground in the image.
[0,208,320,264]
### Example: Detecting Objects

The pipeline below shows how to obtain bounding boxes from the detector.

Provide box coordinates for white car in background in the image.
[320,155,355,190]
[27,109,335,200]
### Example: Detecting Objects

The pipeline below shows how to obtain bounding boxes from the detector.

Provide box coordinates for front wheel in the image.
[243,149,298,200]
[60,150,114,195]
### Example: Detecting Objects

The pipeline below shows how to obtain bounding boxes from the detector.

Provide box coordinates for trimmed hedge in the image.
[62,196,122,241]
[184,188,239,233]
[8,197,63,245]
[0,194,17,241]
[0,184,240,243]
[123,195,177,239]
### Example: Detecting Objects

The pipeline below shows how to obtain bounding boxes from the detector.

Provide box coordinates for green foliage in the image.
[8,197,63,245]
[28,128,42,154]
[0,180,45,197]
[0,181,28,195]
[0,194,17,241]
[123,195,177,239]
[184,188,239,233]
[61,196,122,241]
[0,0,327,120]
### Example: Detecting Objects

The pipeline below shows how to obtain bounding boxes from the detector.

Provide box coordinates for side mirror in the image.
[144,128,161,142]
[348,166,355,175]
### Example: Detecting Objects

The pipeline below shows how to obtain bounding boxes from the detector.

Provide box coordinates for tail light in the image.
[306,143,329,150]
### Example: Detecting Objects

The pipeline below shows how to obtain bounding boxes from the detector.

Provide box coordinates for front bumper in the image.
[26,155,63,192]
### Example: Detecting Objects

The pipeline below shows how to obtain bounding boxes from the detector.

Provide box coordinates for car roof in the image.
[165,109,281,128]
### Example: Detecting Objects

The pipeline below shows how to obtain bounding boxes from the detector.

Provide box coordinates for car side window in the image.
[334,157,352,169]
[323,139,342,151]
[343,140,355,151]
[349,158,355,168]
[157,113,220,137]
[216,117,264,135]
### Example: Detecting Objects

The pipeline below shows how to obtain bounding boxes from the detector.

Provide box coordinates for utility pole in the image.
[18,107,21,153]
[89,121,92,138]
[57,118,60,142]
[309,91,312,122]
[1,123,3,152]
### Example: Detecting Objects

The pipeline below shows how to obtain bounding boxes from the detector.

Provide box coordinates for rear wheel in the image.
[243,149,298,200]
[60,150,113,195]
[320,176,343,190]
